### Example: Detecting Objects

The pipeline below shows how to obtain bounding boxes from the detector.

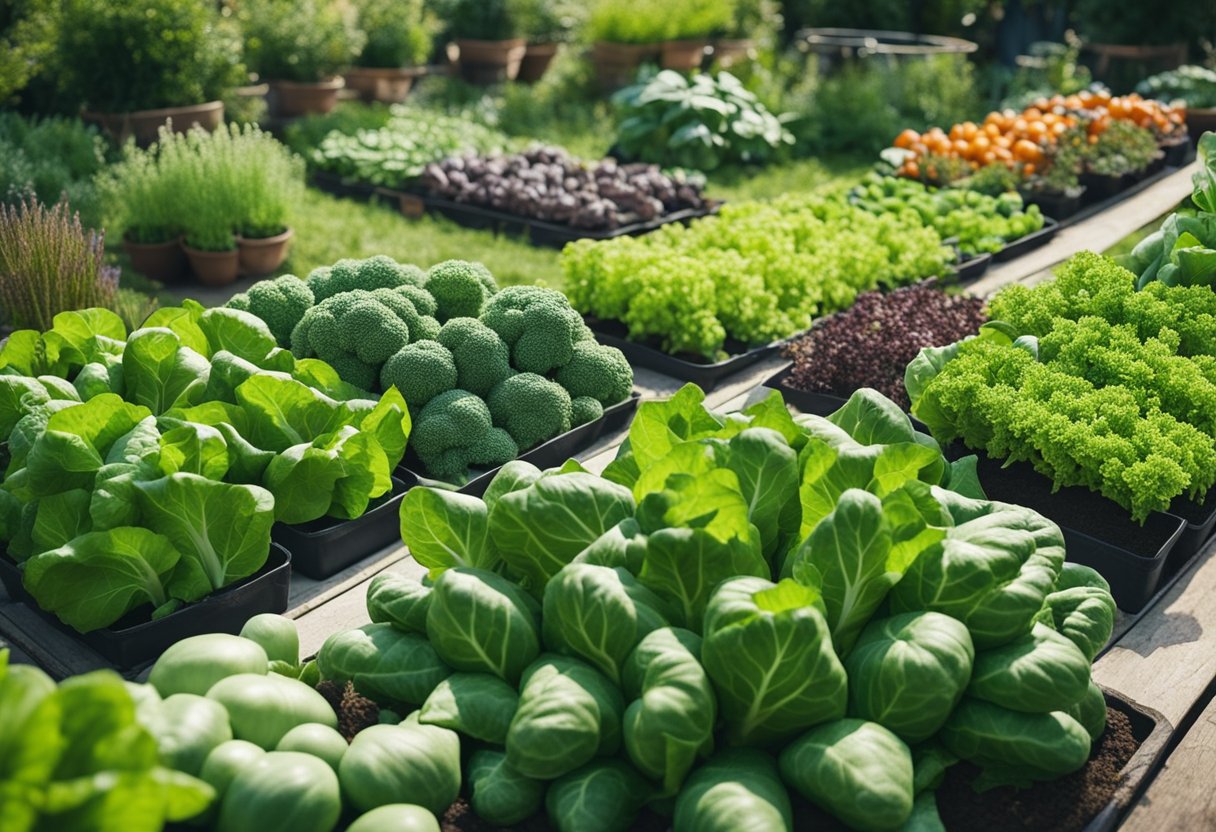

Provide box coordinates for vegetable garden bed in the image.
[0,543,291,669]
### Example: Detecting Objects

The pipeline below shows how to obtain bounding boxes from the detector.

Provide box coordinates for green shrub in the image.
[586,0,672,43]
[511,0,587,43]
[54,0,244,113]
[241,0,366,83]
[353,0,435,68]
[0,0,59,103]
[432,0,520,40]
[0,114,107,228]
[0,196,119,330]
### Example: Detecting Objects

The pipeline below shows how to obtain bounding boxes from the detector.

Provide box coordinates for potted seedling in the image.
[100,145,188,283]
[586,0,666,88]
[660,0,734,72]
[512,0,584,83]
[439,0,528,84]
[242,0,366,117]
[231,127,306,277]
[345,0,435,103]
[56,0,242,145]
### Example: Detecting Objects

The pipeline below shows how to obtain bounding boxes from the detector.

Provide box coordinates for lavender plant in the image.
[0,196,120,330]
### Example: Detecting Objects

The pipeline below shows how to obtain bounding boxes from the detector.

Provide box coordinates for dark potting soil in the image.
[1168,489,1216,526]
[318,679,381,741]
[936,706,1139,832]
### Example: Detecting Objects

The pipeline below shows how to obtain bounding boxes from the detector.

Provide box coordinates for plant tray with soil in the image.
[272,475,416,580]
[585,316,784,390]
[0,544,292,670]
[398,393,640,498]
[993,216,1061,262]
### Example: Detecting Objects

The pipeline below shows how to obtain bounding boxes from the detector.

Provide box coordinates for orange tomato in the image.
[894,128,920,149]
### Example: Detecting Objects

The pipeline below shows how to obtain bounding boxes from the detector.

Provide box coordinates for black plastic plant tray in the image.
[761,366,933,433]
[399,393,641,499]
[586,317,784,391]
[1160,135,1195,168]
[309,171,379,201]
[1021,187,1085,222]
[1080,690,1173,832]
[1163,485,1216,573]
[993,216,1060,262]
[951,252,992,282]
[272,474,415,580]
[0,544,291,670]
[966,453,1183,613]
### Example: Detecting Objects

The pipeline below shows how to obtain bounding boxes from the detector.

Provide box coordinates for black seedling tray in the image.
[272,475,414,580]
[0,544,291,670]
[1164,486,1216,573]
[761,366,932,433]
[1021,187,1085,222]
[400,393,640,498]
[586,317,784,391]
[381,186,718,249]
[993,216,1060,262]
[951,252,992,282]
[1160,135,1194,168]
[965,453,1183,612]
[1081,690,1172,832]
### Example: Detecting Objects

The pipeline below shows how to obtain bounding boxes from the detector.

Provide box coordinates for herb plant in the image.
[783,281,987,408]
[561,194,953,358]
[613,70,793,171]
[1085,121,1161,178]
[240,0,366,83]
[351,0,434,68]
[586,0,673,43]
[55,0,244,113]
[0,196,119,331]
[0,114,107,229]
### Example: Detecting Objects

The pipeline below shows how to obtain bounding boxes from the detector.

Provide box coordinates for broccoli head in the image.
[289,290,416,388]
[480,285,591,374]
[412,389,519,480]
[381,341,457,410]
[571,396,604,426]
[425,260,498,322]
[397,284,439,319]
[370,287,441,343]
[225,275,315,347]
[436,317,514,397]
[487,373,573,450]
[309,255,427,302]
[555,341,633,405]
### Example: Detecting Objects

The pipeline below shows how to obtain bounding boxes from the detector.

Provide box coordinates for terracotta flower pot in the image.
[237,228,294,278]
[591,41,661,89]
[712,38,754,69]
[122,234,188,284]
[83,101,224,147]
[269,78,345,118]
[517,43,559,83]
[183,244,240,286]
[344,67,425,103]
[454,38,528,84]
[661,39,709,71]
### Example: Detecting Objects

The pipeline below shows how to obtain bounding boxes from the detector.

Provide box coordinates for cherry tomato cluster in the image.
[891,90,1184,181]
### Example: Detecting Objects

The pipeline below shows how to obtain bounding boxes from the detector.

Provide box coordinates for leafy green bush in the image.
[613,70,793,170]
[0,197,118,330]
[0,113,107,228]
[562,194,953,357]
[282,103,396,160]
[54,0,244,112]
[1138,66,1216,109]
[0,0,58,103]
[241,0,366,83]
[352,0,435,68]
[1085,121,1162,177]
[511,0,587,43]
[431,0,521,40]
[586,0,673,43]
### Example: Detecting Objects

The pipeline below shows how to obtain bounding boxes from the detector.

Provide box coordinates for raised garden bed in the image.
[0,543,291,670]
[272,474,415,580]
[399,393,640,497]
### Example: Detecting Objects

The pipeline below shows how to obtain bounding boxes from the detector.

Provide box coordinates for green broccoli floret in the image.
[436,318,514,397]
[370,288,441,343]
[308,256,427,302]
[480,285,590,374]
[397,284,439,318]
[380,341,457,410]
[425,260,498,322]
[225,275,316,347]
[571,396,604,426]
[412,389,519,480]
[555,341,633,405]
[326,354,377,392]
[487,373,573,450]
[289,290,415,387]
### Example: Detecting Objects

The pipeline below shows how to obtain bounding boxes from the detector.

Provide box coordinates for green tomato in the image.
[201,740,266,799]
[207,673,337,750]
[240,614,300,665]
[149,634,268,697]
[347,805,440,832]
[277,723,348,772]
[217,751,342,832]
[339,715,461,816]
